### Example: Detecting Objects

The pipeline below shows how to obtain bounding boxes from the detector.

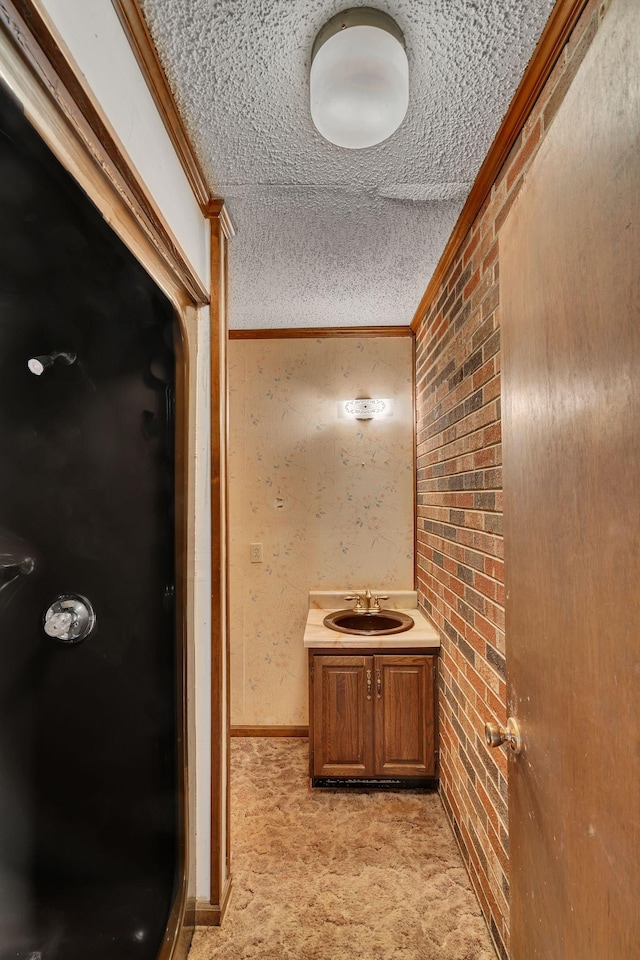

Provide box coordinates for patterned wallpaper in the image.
[228,336,414,725]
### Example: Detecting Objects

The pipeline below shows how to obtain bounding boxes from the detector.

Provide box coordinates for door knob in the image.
[485,717,522,755]
[43,594,96,644]
[44,610,75,638]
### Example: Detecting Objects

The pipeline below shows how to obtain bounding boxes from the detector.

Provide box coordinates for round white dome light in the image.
[310,8,409,150]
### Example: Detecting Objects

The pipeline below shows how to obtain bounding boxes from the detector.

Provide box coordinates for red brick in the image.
[484,556,504,581]
[462,225,482,266]
[466,665,486,700]
[484,375,501,403]
[470,270,494,312]
[485,685,507,722]
[474,572,498,600]
[462,626,486,657]
[446,257,463,293]
[488,821,510,877]
[477,779,500,834]
[471,445,498,469]
[482,238,499,273]
[463,267,481,299]
[458,672,478,709]
[472,357,496,391]
[506,118,541,191]
[495,174,524,233]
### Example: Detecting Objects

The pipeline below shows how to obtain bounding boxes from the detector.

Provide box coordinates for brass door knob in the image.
[484,717,522,755]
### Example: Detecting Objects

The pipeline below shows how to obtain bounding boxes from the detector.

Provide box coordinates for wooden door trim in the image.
[0,0,209,306]
[193,878,233,926]
[410,0,590,330]
[207,207,231,921]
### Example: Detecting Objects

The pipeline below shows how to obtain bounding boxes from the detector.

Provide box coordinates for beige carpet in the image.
[189,738,496,960]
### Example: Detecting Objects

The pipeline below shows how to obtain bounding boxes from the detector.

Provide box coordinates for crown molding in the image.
[113,1,236,241]
[410,0,590,331]
[203,198,236,240]
[111,0,212,210]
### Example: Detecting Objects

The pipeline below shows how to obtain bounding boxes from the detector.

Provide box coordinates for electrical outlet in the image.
[250,542,263,563]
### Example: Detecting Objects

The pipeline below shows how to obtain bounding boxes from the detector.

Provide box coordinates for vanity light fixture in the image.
[339,398,394,420]
[310,7,409,149]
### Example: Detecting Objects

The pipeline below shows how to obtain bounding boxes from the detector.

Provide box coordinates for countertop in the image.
[303,590,441,649]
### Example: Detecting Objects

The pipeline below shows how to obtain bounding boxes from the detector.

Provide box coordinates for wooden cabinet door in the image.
[311,655,374,777]
[373,655,436,777]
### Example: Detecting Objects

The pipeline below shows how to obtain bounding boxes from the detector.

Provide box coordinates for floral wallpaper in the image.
[228,336,414,725]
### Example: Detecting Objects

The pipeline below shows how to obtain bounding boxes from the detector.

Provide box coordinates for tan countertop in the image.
[303,590,440,649]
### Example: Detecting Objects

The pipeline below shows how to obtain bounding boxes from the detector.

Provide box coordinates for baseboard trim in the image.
[183,895,196,928]
[230,725,309,738]
[195,876,233,926]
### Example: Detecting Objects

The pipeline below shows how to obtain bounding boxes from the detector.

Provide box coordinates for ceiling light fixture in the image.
[310,7,409,150]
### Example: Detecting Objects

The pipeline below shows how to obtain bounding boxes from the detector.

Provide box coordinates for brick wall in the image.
[414,2,606,956]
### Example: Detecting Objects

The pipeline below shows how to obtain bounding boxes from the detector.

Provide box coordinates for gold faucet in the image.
[344,588,389,612]
[371,591,389,612]
[344,591,365,610]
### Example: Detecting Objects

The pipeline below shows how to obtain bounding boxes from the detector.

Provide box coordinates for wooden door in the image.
[500,0,640,955]
[373,655,436,777]
[311,655,374,777]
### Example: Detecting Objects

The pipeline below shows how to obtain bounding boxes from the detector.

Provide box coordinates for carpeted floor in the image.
[189,738,496,960]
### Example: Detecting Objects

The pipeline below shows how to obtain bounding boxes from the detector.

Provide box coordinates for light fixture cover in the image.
[339,398,394,420]
[310,8,409,150]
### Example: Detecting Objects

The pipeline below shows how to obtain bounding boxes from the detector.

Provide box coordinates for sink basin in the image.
[323,609,414,636]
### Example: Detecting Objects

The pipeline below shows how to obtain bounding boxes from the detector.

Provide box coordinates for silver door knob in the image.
[43,595,96,644]
[485,717,522,755]
[44,610,75,638]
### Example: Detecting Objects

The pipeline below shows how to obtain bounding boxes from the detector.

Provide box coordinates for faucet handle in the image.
[372,594,389,612]
[344,594,364,610]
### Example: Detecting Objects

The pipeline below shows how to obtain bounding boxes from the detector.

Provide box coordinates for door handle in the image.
[376,669,382,699]
[485,717,522,755]
[366,669,372,700]
[43,594,96,644]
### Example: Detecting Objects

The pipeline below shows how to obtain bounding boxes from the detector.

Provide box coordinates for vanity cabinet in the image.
[308,650,437,784]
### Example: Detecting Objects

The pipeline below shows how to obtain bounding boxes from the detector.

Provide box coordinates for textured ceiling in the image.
[138,0,555,328]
